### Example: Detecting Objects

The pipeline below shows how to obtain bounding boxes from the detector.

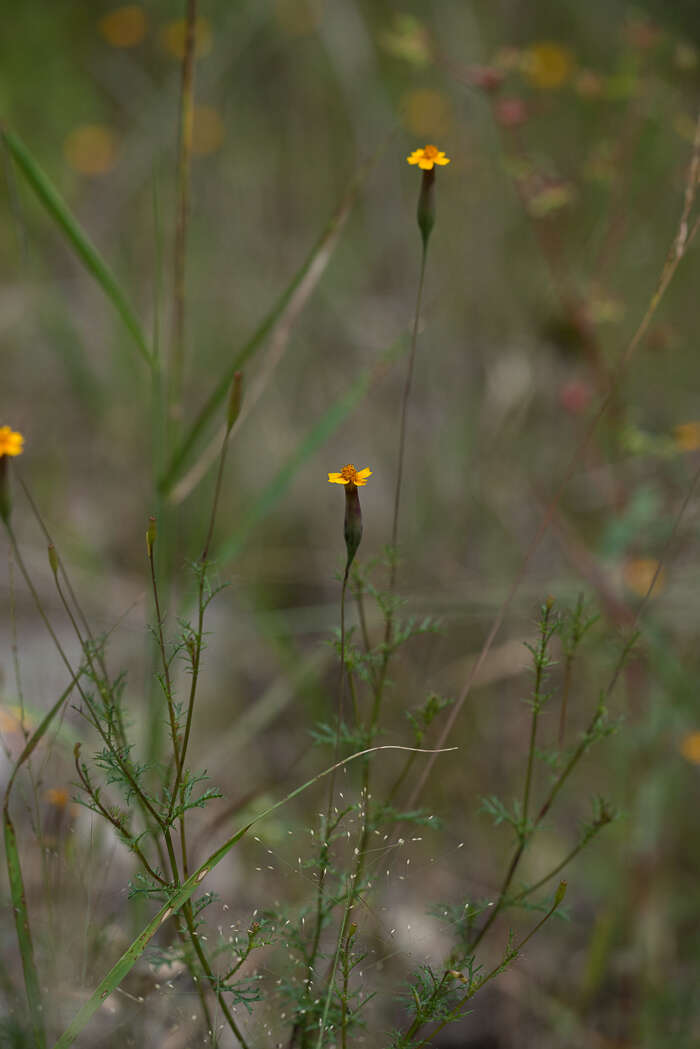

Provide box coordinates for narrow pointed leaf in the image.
[1,127,152,367]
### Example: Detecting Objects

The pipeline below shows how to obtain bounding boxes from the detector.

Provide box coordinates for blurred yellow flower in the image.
[160,16,212,59]
[406,144,450,170]
[673,421,700,452]
[192,105,225,155]
[64,125,118,176]
[0,705,30,734]
[328,464,372,487]
[622,557,665,598]
[0,426,24,457]
[680,731,700,764]
[98,5,147,48]
[402,89,452,138]
[45,788,69,809]
[524,42,574,89]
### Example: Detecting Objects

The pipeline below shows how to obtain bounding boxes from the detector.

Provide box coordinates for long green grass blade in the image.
[215,338,406,565]
[158,178,362,496]
[3,680,77,1049]
[3,813,46,1049]
[1,127,152,368]
[51,744,443,1049]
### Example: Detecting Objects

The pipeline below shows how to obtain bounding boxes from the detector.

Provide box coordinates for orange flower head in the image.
[0,427,24,458]
[328,464,372,487]
[406,144,451,170]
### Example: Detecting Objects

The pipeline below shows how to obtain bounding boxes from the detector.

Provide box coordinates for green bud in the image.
[554,880,568,907]
[0,456,9,524]
[344,483,363,574]
[417,167,436,248]
[146,515,157,558]
[48,544,59,578]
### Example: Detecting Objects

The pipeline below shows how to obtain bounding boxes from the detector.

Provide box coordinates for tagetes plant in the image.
[0,426,24,458]
[406,144,450,170]
[328,463,372,487]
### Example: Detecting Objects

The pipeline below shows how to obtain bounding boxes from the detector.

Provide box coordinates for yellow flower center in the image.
[340,464,360,483]
[423,144,439,159]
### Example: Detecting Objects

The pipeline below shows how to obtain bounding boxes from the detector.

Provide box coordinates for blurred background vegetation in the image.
[2,1,700,1046]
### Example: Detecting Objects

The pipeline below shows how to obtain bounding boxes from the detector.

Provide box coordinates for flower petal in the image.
[328,472,348,484]
[434,154,451,165]
[356,468,372,479]
[418,159,434,169]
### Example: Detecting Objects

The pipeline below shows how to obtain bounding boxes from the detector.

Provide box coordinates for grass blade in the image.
[1,127,152,368]
[3,680,77,1049]
[214,338,406,565]
[3,814,46,1049]
[51,744,449,1049]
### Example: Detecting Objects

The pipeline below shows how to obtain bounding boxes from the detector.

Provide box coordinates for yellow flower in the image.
[524,42,574,89]
[98,6,147,48]
[622,557,665,598]
[674,421,700,452]
[0,426,24,458]
[328,464,372,487]
[64,125,118,176]
[160,16,212,59]
[406,144,450,170]
[45,788,69,809]
[681,731,700,765]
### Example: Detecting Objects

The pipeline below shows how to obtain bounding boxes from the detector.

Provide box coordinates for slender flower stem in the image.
[389,243,428,594]
[171,0,197,425]
[148,538,181,769]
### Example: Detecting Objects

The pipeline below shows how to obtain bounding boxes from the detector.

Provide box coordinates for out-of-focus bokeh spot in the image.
[192,105,225,156]
[45,788,69,808]
[160,16,212,60]
[622,557,665,597]
[588,292,625,325]
[0,705,31,735]
[64,124,118,176]
[673,421,700,452]
[401,89,452,138]
[525,177,576,218]
[98,5,147,48]
[380,13,432,67]
[575,69,605,98]
[274,0,324,37]
[523,42,574,89]
[494,96,528,128]
[624,16,662,51]
[680,731,700,764]
[493,46,523,73]
[559,379,593,416]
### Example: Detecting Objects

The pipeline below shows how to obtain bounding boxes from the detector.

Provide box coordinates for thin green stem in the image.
[410,890,565,1049]
[170,0,197,425]
[169,429,230,819]
[182,902,251,1049]
[389,243,428,592]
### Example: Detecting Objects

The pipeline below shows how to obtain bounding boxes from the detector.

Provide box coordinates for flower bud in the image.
[48,544,59,578]
[344,483,363,574]
[146,515,157,559]
[417,166,436,247]
[0,456,9,524]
